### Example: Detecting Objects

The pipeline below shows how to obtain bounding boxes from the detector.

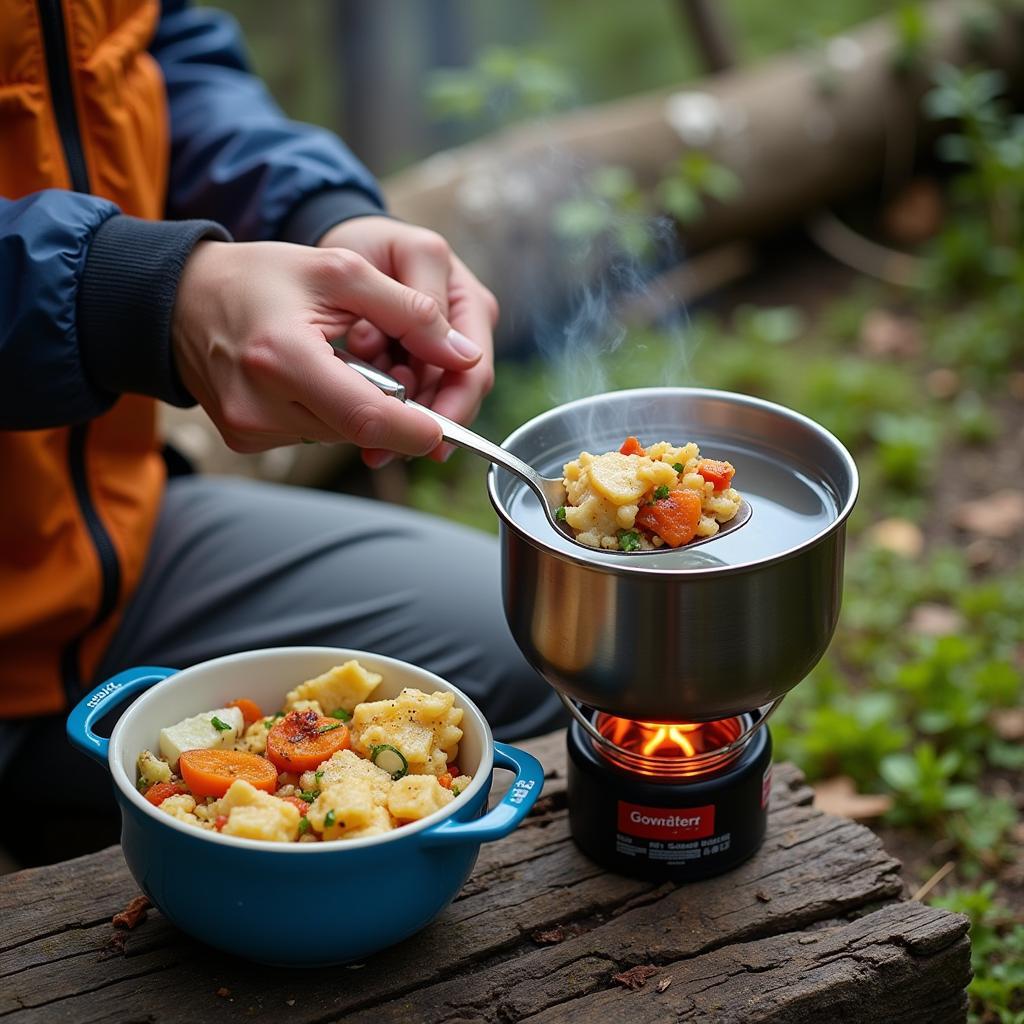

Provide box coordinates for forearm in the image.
[0,190,226,430]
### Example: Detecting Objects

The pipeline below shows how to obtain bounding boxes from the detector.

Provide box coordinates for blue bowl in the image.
[67,647,543,966]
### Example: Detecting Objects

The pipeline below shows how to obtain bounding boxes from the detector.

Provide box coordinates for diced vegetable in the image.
[226,698,264,725]
[178,748,278,798]
[619,436,646,456]
[618,530,642,552]
[214,815,228,832]
[653,484,670,501]
[447,763,461,778]
[672,462,684,473]
[438,772,453,789]
[297,817,311,836]
[370,744,409,781]
[137,749,172,787]
[696,458,735,491]
[555,506,567,522]
[266,710,351,772]
[143,781,187,806]
[159,706,244,769]
[329,707,352,722]
[282,795,310,816]
[635,489,703,547]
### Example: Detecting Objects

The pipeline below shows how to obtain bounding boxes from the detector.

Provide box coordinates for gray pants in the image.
[0,476,564,864]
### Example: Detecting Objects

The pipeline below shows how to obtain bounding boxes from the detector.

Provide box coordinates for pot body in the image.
[489,388,858,722]
[67,647,544,966]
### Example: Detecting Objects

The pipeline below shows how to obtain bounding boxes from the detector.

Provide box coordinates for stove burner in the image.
[566,708,773,882]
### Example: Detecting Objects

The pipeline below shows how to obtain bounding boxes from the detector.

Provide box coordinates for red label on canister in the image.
[617,801,715,840]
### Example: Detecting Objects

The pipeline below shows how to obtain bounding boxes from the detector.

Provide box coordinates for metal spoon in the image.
[335,349,751,554]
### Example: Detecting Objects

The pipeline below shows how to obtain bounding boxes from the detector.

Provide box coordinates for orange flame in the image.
[595,713,744,778]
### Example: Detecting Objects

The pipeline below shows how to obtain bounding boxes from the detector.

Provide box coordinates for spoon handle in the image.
[335,349,545,489]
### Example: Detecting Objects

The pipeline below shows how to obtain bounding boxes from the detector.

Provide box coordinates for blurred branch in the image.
[676,0,738,73]
[806,210,925,288]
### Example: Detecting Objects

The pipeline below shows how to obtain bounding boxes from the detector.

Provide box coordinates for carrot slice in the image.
[178,748,278,798]
[619,436,646,456]
[635,489,703,547]
[144,781,187,806]
[696,458,735,491]
[226,698,264,726]
[266,709,351,772]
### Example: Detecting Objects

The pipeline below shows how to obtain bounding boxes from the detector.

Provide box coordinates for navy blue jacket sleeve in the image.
[152,0,386,244]
[0,191,227,430]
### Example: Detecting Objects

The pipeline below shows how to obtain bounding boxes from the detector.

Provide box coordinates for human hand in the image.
[318,216,498,466]
[171,239,482,455]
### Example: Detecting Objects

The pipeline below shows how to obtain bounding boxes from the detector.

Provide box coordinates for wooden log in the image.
[0,737,969,1024]
[383,2,1024,326]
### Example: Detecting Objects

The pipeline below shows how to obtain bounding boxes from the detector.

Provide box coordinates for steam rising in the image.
[533,183,694,447]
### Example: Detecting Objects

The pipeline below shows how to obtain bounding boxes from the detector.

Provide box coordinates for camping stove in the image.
[565,703,774,881]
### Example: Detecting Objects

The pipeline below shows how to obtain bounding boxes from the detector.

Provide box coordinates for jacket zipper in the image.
[36,0,90,193]
[36,0,121,698]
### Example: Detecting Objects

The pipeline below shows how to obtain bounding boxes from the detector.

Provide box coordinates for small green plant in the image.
[892,2,930,74]
[868,413,941,490]
[426,47,574,129]
[879,742,979,826]
[553,165,656,259]
[656,152,741,224]
[944,796,1019,877]
[932,883,1024,1023]
[924,64,1024,289]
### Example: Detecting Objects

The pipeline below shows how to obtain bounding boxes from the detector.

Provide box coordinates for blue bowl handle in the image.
[66,666,176,767]
[421,740,544,847]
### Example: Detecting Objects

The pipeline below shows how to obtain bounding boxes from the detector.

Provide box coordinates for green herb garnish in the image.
[330,707,352,722]
[299,789,320,803]
[555,506,567,522]
[324,810,336,828]
[298,817,310,836]
[672,463,684,473]
[451,785,462,797]
[314,770,324,782]
[210,715,232,732]
[653,485,670,501]
[618,531,642,552]
[317,722,344,734]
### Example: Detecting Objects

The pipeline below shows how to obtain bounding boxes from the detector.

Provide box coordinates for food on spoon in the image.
[560,438,742,550]
[134,661,474,843]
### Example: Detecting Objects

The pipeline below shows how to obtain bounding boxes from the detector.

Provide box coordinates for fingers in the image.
[392,229,452,321]
[287,341,443,456]
[317,249,481,372]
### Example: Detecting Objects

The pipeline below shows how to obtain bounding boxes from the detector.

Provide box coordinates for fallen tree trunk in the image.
[383,1,1024,334]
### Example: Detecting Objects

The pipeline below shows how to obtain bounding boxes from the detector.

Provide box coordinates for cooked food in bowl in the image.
[136,659,473,844]
[559,436,742,551]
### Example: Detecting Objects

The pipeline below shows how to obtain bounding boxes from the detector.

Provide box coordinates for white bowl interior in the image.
[107,647,492,852]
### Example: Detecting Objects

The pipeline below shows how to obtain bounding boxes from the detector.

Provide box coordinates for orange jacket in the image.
[0,0,383,717]
[1,0,166,717]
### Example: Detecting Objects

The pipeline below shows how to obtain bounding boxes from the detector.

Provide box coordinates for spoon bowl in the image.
[336,350,751,555]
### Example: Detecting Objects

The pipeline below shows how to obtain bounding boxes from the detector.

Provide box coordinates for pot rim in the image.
[486,386,859,577]
[108,647,494,854]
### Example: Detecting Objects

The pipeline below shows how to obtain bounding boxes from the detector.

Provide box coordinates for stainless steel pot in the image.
[487,388,858,722]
